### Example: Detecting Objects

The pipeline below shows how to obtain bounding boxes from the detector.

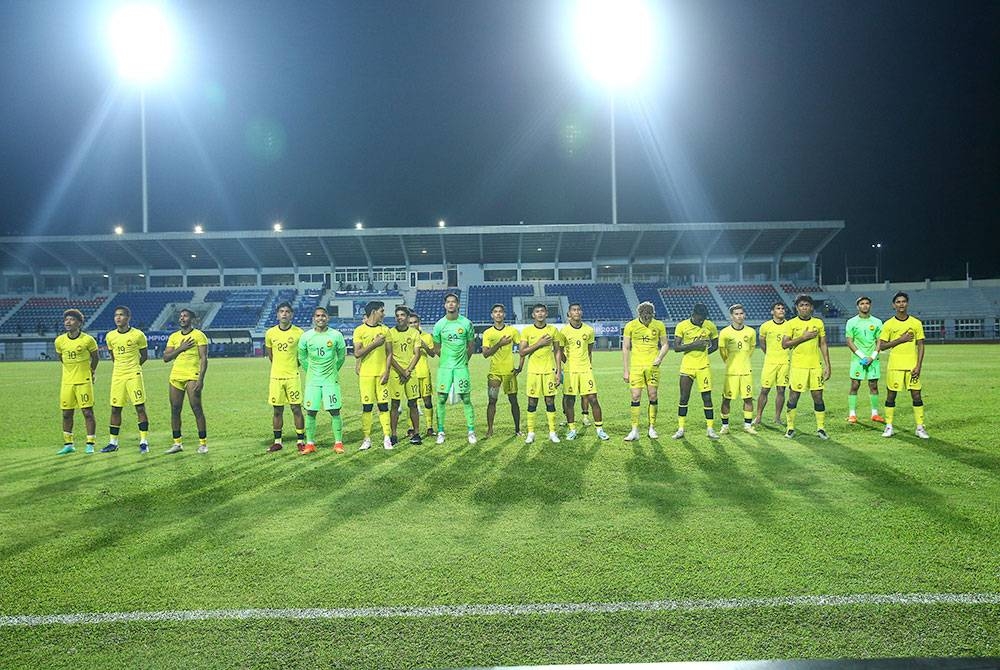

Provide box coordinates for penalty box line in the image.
[3,592,1000,628]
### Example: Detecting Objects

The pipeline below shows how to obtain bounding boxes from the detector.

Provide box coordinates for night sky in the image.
[1,0,997,283]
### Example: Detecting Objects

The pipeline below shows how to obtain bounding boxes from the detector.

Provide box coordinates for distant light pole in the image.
[871,242,883,283]
[109,5,175,233]
[573,0,655,225]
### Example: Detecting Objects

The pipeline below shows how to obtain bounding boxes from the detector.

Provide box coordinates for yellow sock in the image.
[378,410,391,436]
[630,404,640,428]
[426,405,434,431]
[527,412,536,433]
[199,437,207,447]
[86,435,96,445]
[743,410,753,423]
[914,405,924,426]
[362,411,373,437]
[706,418,714,430]
[678,416,686,430]
[648,403,658,427]
[63,431,73,444]
[139,430,148,442]
[816,411,825,430]
[546,411,556,433]
[568,422,576,432]
[885,406,895,424]
[787,408,797,430]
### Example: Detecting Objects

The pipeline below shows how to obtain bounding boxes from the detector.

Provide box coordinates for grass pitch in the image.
[1,345,999,668]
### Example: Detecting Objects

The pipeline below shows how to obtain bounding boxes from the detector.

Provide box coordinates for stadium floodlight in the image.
[355,222,364,230]
[872,242,883,283]
[438,219,446,228]
[305,251,312,256]
[114,225,124,235]
[193,224,204,234]
[109,4,176,235]
[190,253,197,258]
[273,222,283,232]
[421,249,428,254]
[571,0,656,226]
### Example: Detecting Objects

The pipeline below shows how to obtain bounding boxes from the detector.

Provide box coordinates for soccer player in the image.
[481,303,522,438]
[622,302,670,441]
[353,301,394,450]
[753,302,790,427]
[264,301,305,452]
[878,292,929,439]
[559,303,609,440]
[163,308,209,453]
[671,303,719,440]
[717,304,758,435]
[519,303,562,444]
[781,294,831,440]
[103,306,150,454]
[388,305,423,445]
[845,296,885,424]
[408,312,437,437]
[55,309,99,454]
[299,306,348,453]
[432,293,477,445]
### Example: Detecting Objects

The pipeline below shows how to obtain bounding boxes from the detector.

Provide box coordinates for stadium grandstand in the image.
[2,220,999,360]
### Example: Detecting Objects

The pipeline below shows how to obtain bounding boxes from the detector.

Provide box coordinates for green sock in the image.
[437,395,448,432]
[462,397,475,432]
[305,413,317,443]
[848,394,857,415]
[331,414,343,442]
[870,394,880,414]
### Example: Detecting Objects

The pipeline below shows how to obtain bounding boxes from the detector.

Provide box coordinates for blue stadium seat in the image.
[413,289,460,323]
[2,296,110,335]
[205,288,272,329]
[715,284,785,321]
[90,291,194,332]
[466,284,533,322]
[544,283,631,321]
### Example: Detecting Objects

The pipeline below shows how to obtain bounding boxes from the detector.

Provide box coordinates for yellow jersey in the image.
[718,325,756,376]
[414,331,434,378]
[786,317,825,369]
[880,315,925,370]
[389,326,422,369]
[758,319,790,364]
[265,324,303,379]
[558,323,595,373]
[481,324,519,375]
[623,318,668,367]
[674,319,718,370]
[166,328,208,379]
[105,327,147,377]
[521,323,559,375]
[353,323,390,376]
[54,332,97,385]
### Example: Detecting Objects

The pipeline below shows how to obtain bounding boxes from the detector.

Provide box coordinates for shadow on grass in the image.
[802,438,979,531]
[678,437,777,525]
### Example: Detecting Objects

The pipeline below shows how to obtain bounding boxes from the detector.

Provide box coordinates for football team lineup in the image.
[53,289,931,456]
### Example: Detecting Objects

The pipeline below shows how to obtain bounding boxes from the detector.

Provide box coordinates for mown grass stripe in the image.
[3,592,999,627]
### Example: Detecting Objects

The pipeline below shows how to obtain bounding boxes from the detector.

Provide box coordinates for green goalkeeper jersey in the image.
[845,315,882,357]
[433,315,475,369]
[297,328,346,384]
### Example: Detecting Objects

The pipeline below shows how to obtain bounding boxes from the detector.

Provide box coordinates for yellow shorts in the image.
[628,366,660,389]
[269,376,302,406]
[60,382,95,410]
[886,368,922,392]
[723,373,754,400]
[390,373,421,401]
[526,372,557,399]
[415,375,432,397]
[487,372,518,396]
[564,369,597,396]
[680,367,712,393]
[110,373,147,407]
[359,375,390,405]
[789,367,824,392]
[169,377,199,391]
[760,361,789,389]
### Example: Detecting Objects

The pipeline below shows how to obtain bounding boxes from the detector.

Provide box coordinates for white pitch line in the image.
[2,592,999,628]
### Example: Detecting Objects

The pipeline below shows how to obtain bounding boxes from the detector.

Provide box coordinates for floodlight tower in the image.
[573,0,654,225]
[109,4,175,233]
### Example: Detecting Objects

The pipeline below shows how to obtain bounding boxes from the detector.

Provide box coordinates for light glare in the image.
[114,225,124,235]
[573,0,654,89]
[109,4,175,83]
